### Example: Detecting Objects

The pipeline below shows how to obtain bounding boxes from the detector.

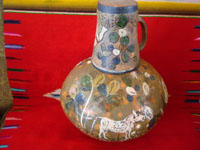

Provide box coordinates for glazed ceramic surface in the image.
[61,58,168,141]
[92,0,147,74]
[61,0,168,142]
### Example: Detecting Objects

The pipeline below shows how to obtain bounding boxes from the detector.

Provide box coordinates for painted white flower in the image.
[130,52,135,59]
[118,29,127,37]
[102,50,112,57]
[130,71,138,79]
[126,87,137,96]
[144,72,150,78]
[87,60,91,64]
[98,26,108,41]
[113,49,120,56]
[143,82,150,96]
[69,84,78,99]
[142,106,153,120]
[136,124,141,129]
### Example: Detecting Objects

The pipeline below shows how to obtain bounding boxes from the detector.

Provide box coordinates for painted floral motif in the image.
[80,75,92,91]
[97,26,108,42]
[120,36,129,46]
[96,13,137,70]
[130,71,138,79]
[61,57,167,142]
[115,14,129,28]
[65,83,87,118]
[126,87,137,96]
[144,72,151,78]
[109,32,119,43]
[141,106,153,120]
[94,79,122,112]
[121,52,129,63]
[118,29,127,37]
[143,82,150,96]
[113,49,120,56]
[122,76,139,102]
[69,84,78,98]
[75,93,86,105]
[145,71,155,80]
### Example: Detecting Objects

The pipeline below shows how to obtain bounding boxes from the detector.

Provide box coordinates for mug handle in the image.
[138,16,148,51]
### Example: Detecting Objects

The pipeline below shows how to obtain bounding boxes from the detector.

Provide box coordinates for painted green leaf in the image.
[109,32,119,43]
[116,14,129,28]
[101,43,106,51]
[127,44,135,53]
[120,36,129,46]
[107,80,120,95]
[121,52,129,63]
[80,75,92,90]
[65,99,75,111]
[107,95,121,104]
[94,74,105,86]
[122,76,132,87]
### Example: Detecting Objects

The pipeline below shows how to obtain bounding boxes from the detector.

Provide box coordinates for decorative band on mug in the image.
[92,61,137,75]
[98,2,138,14]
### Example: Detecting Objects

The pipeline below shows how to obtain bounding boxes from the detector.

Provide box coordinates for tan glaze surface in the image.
[61,58,168,142]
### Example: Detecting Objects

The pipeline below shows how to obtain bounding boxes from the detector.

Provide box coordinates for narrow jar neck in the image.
[92,2,140,74]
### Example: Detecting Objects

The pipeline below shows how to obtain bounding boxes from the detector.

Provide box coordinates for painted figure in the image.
[97,110,146,140]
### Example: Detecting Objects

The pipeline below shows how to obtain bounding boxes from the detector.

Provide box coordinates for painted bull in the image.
[98,111,145,140]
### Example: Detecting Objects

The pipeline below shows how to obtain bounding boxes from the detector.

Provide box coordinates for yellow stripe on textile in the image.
[138,1,200,15]
[3,0,98,12]
[3,0,200,15]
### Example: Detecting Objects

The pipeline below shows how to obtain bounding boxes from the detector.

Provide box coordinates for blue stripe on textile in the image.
[5,44,24,50]
[0,145,9,148]
[11,88,26,92]
[192,48,200,52]
[187,90,200,94]
[2,125,19,130]
[4,20,20,24]
[195,25,200,29]
[185,99,200,103]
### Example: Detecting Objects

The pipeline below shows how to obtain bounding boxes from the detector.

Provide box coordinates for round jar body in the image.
[60,58,168,142]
